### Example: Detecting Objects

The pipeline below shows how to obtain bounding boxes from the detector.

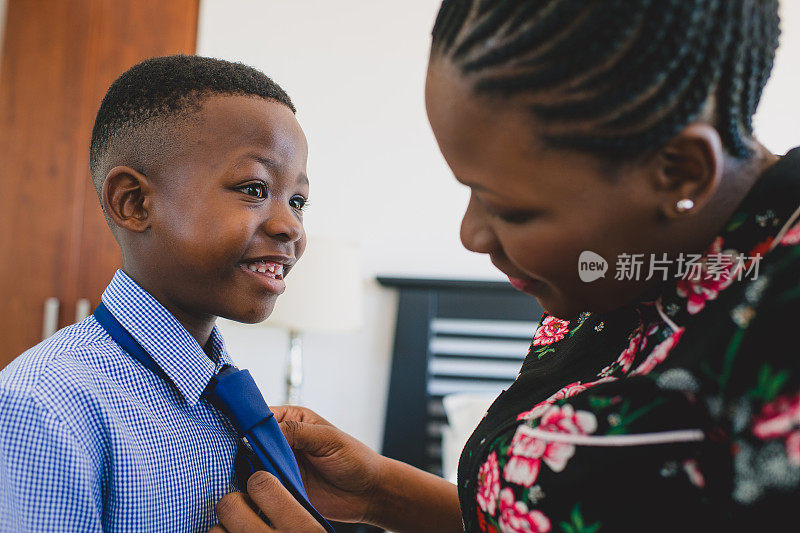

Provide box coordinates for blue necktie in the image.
[203,365,334,531]
[93,303,334,532]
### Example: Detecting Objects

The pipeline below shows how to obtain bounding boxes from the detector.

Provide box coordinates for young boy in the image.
[0,55,310,531]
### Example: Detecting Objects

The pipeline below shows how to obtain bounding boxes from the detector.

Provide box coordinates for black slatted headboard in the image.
[377,278,543,475]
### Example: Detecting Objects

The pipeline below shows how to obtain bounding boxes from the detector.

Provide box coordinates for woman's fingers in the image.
[215,492,270,533]
[279,420,343,457]
[246,471,325,532]
[271,405,334,427]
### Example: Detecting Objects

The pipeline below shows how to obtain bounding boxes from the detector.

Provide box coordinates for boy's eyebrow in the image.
[245,153,279,170]
[244,153,309,185]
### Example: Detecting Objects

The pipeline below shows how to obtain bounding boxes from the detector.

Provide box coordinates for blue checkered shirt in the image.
[0,270,244,532]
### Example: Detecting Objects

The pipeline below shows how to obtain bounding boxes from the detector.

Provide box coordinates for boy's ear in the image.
[652,122,724,219]
[102,166,153,233]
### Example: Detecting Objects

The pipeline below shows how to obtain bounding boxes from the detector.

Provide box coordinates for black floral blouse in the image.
[459,148,800,532]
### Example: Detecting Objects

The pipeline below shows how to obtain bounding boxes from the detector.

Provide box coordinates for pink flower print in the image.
[682,459,706,488]
[503,428,546,486]
[786,431,800,465]
[630,328,685,377]
[517,377,617,421]
[532,316,570,346]
[751,391,800,464]
[601,332,643,376]
[477,510,499,533]
[553,382,587,400]
[503,455,541,488]
[751,391,800,439]
[645,322,660,336]
[498,488,551,533]
[510,404,597,487]
[477,452,501,515]
[781,221,800,246]
[516,382,586,422]
[517,401,555,423]
[539,403,598,437]
[748,237,773,262]
[675,237,741,314]
[506,405,598,486]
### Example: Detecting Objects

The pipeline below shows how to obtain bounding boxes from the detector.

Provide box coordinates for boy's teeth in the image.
[244,261,283,277]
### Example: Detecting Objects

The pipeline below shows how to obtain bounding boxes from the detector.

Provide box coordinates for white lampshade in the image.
[264,237,363,333]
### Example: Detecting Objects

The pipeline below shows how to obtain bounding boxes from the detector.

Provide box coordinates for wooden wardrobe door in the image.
[74,0,199,333]
[0,0,198,367]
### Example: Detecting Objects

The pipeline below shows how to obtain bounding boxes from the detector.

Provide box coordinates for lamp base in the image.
[285,331,303,405]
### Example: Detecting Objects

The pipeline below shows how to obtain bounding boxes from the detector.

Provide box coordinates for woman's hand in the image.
[271,405,385,524]
[273,405,463,533]
[209,471,325,533]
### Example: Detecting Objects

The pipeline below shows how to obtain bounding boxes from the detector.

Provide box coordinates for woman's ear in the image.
[102,166,152,233]
[654,122,724,219]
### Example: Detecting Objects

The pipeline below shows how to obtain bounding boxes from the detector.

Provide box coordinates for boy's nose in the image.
[264,204,304,242]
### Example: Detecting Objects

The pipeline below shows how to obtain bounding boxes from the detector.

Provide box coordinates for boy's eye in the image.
[289,195,308,210]
[239,183,267,198]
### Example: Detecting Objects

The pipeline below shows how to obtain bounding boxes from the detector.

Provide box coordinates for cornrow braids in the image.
[472,1,649,96]
[452,0,520,60]
[717,0,755,157]
[557,0,736,155]
[501,1,555,37]
[528,0,696,121]
[600,0,723,131]
[431,0,781,160]
[457,0,586,69]
[431,0,472,52]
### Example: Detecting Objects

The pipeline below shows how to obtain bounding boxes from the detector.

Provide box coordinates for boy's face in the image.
[141,94,308,324]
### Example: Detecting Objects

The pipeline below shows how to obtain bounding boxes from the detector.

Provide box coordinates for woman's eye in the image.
[289,195,308,210]
[240,183,267,198]
[497,210,536,224]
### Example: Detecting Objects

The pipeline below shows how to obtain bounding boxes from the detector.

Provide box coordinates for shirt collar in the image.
[641,146,800,328]
[718,147,800,253]
[101,269,235,406]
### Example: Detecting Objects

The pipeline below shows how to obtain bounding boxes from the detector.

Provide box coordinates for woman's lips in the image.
[508,276,543,295]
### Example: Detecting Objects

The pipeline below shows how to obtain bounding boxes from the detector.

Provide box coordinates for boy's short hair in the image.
[89,54,295,193]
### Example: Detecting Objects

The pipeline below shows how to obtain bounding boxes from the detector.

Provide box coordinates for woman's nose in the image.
[460,193,498,255]
[264,203,304,242]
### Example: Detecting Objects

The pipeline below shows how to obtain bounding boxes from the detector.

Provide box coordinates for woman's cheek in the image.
[506,231,586,282]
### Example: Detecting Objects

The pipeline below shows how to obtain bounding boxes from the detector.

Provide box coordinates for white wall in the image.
[753,0,800,155]
[197,0,800,452]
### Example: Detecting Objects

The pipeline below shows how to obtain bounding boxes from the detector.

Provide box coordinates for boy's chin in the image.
[222,300,277,324]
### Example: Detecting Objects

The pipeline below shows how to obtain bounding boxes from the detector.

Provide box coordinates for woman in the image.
[212,1,799,531]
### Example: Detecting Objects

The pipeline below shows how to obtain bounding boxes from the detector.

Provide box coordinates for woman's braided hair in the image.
[431,0,780,159]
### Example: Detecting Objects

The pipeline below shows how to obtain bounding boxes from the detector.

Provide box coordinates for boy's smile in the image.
[107,94,309,345]
[239,258,289,294]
